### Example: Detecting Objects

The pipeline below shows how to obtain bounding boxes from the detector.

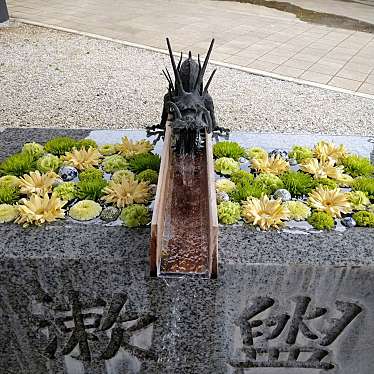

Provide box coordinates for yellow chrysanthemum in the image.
[308,187,352,218]
[300,158,345,180]
[117,137,153,158]
[62,147,102,171]
[19,170,59,196]
[15,194,66,226]
[102,176,151,208]
[241,195,290,230]
[314,141,347,163]
[251,154,289,175]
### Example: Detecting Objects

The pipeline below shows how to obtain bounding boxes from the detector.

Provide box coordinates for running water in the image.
[160,150,210,275]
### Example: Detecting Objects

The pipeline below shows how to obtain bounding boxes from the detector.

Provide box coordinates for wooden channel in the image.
[150,125,218,278]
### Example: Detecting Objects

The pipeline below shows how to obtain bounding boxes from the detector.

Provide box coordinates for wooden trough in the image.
[150,124,218,278]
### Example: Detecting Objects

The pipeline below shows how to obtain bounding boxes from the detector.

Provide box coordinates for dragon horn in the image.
[203,68,217,94]
[194,39,215,91]
[168,101,182,119]
[162,69,174,91]
[177,52,183,71]
[166,38,184,94]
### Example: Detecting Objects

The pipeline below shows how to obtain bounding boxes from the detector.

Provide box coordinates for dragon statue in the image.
[147,38,229,154]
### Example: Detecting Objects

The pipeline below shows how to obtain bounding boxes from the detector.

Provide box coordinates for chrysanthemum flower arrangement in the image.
[0,135,158,227]
[214,140,374,230]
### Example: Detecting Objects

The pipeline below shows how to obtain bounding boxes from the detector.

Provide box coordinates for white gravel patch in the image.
[0,23,373,136]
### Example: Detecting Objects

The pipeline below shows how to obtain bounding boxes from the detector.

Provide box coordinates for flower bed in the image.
[214,140,374,230]
[0,136,160,227]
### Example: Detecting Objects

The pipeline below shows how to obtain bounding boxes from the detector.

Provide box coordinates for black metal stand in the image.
[0,0,9,23]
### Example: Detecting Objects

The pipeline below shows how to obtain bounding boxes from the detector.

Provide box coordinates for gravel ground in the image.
[0,23,373,136]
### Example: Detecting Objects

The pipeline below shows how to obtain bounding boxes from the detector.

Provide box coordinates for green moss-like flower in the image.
[112,169,135,183]
[98,144,118,156]
[213,141,245,161]
[69,200,102,221]
[77,139,98,150]
[76,178,107,201]
[128,153,161,173]
[0,152,35,176]
[368,204,374,213]
[352,211,374,227]
[229,180,263,203]
[216,178,236,194]
[79,168,103,181]
[341,155,374,177]
[347,191,370,211]
[352,177,374,200]
[0,204,18,223]
[0,184,20,204]
[254,173,283,195]
[283,201,311,221]
[307,211,335,230]
[245,147,267,161]
[289,145,313,163]
[315,178,338,190]
[120,204,150,227]
[44,136,78,156]
[36,154,61,173]
[22,142,45,159]
[230,170,254,185]
[280,171,316,197]
[53,182,77,201]
[137,169,158,185]
[217,201,241,224]
[102,155,128,173]
[0,175,20,188]
[215,157,240,175]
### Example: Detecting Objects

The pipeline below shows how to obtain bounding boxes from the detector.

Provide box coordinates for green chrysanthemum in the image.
[77,139,98,150]
[22,142,45,159]
[102,155,129,173]
[0,152,35,176]
[216,179,236,194]
[53,182,77,201]
[215,157,240,175]
[280,171,316,197]
[341,155,374,177]
[254,173,283,195]
[213,141,245,161]
[245,147,267,161]
[44,136,78,156]
[0,184,20,204]
[98,144,118,156]
[217,201,241,224]
[230,170,254,185]
[352,211,374,228]
[136,169,159,185]
[120,204,150,227]
[128,153,161,173]
[112,170,135,183]
[76,178,107,201]
[283,201,311,221]
[352,177,374,200]
[0,204,18,223]
[36,154,61,173]
[347,191,370,211]
[315,178,338,190]
[69,200,102,221]
[0,175,20,188]
[307,211,335,230]
[79,168,103,181]
[289,145,313,163]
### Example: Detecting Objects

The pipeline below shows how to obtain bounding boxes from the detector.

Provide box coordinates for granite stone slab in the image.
[1,128,374,373]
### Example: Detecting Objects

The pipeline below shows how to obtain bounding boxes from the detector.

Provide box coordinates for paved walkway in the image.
[5,0,374,95]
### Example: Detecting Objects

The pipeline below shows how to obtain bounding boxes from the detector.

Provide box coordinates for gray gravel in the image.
[0,23,373,136]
